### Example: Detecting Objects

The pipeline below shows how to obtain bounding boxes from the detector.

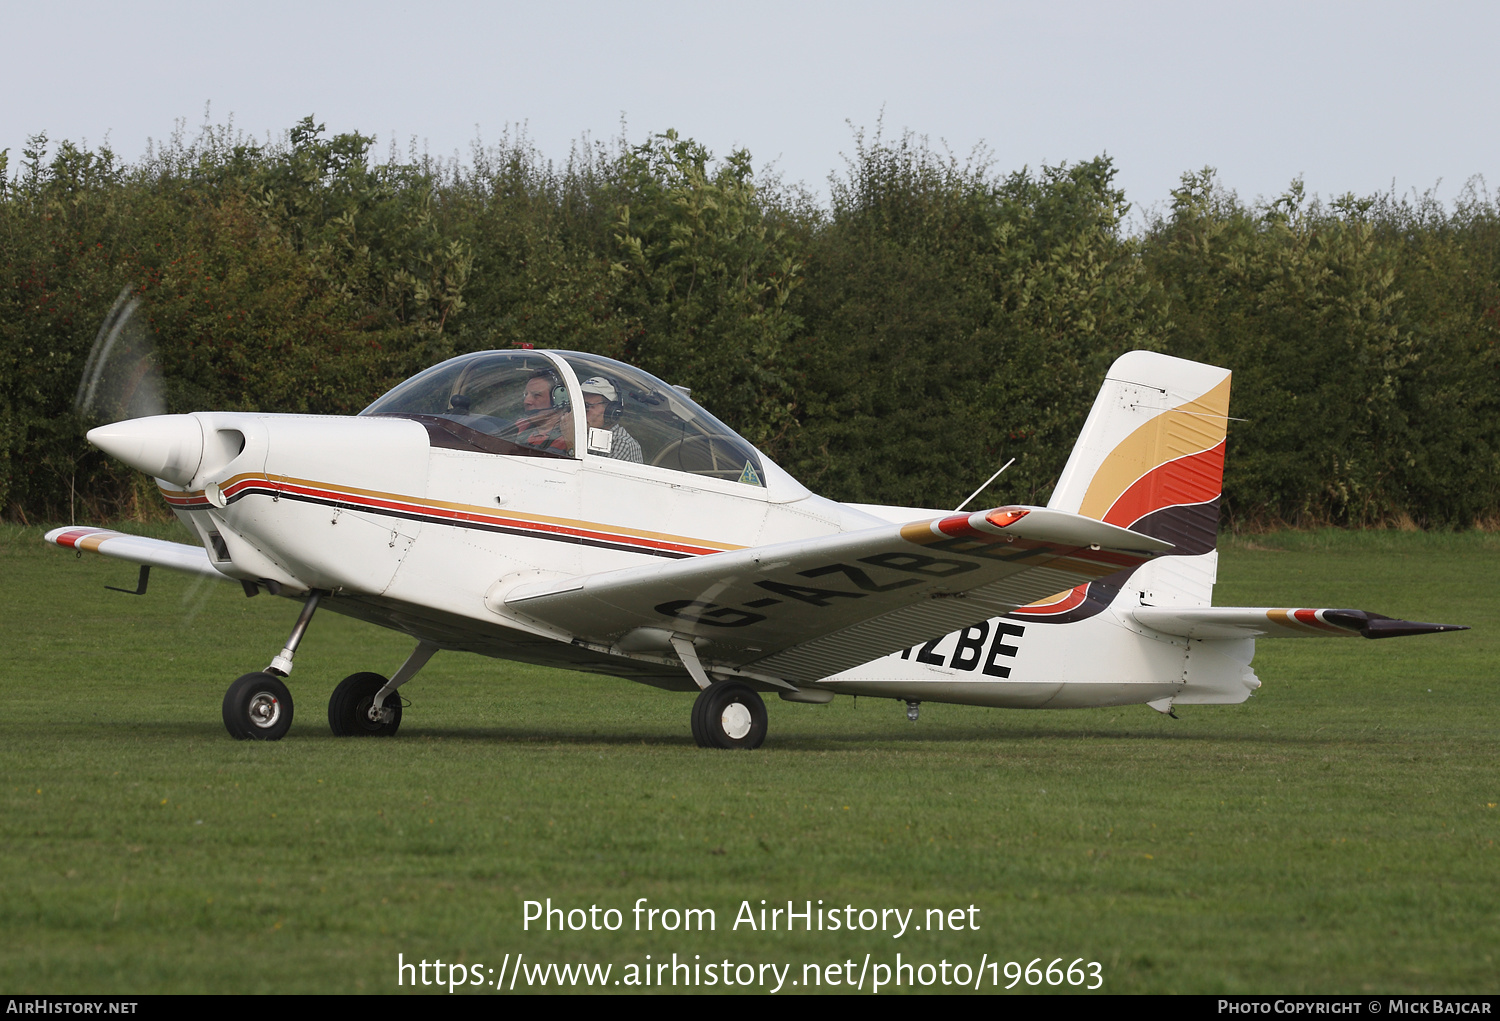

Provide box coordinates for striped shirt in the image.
[609,426,644,463]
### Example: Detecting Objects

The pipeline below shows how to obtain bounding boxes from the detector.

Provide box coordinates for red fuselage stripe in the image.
[214,477,727,557]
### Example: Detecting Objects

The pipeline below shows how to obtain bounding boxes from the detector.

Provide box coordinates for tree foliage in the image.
[1,119,1497,528]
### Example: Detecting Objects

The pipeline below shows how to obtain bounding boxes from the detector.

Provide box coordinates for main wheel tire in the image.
[222,672,294,741]
[690,681,767,750]
[328,671,402,737]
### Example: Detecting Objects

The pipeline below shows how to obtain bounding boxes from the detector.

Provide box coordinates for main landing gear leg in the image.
[328,641,438,737]
[221,590,329,741]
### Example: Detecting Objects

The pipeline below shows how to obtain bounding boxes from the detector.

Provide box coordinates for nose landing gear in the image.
[220,590,325,741]
[222,672,294,740]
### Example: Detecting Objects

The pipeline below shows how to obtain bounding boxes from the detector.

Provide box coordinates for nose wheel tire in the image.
[328,672,402,736]
[690,680,767,749]
[223,672,294,741]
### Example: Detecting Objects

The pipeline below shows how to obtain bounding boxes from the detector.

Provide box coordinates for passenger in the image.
[579,377,643,462]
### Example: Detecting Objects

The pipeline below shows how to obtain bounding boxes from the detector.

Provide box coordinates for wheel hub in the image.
[720,702,752,740]
[364,700,396,724]
[247,692,281,728]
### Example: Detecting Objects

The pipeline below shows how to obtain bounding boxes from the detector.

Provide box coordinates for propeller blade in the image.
[75,286,165,423]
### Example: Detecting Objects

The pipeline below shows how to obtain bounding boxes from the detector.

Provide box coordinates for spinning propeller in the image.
[75,287,164,425]
[74,289,219,617]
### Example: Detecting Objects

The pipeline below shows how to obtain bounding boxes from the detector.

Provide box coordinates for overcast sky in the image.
[5,0,1495,216]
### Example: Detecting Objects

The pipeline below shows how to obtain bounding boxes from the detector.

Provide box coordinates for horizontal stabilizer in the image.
[1132,605,1467,640]
[44,526,225,581]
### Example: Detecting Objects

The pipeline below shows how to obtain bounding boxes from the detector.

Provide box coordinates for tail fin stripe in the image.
[1117,499,1220,557]
[1011,584,1088,616]
[1009,581,1115,623]
[1077,376,1231,521]
[1102,439,1226,530]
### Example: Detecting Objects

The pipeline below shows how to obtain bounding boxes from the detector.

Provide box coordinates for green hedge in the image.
[2,121,1496,526]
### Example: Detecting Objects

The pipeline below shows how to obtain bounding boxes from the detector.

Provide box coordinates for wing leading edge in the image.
[505,505,1172,685]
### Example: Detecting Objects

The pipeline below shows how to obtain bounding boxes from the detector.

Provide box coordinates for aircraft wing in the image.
[44,526,226,581]
[1132,606,1467,640]
[505,506,1172,685]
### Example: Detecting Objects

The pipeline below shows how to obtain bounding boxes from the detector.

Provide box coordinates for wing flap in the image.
[1132,605,1467,640]
[506,505,1170,683]
[45,526,226,581]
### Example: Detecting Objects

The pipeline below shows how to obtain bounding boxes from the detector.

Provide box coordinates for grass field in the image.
[1,523,1495,994]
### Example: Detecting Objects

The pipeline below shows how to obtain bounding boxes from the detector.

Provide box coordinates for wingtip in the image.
[1360,619,1470,639]
[1321,609,1469,639]
[43,525,118,549]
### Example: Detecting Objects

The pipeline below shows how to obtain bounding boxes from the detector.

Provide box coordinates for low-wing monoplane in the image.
[48,348,1465,747]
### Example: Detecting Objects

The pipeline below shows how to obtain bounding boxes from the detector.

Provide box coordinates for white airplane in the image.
[47,348,1464,747]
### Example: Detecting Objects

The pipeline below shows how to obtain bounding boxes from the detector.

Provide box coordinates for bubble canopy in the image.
[361,350,766,487]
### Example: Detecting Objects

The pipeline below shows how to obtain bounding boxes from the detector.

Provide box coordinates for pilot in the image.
[579,376,643,463]
[521,372,555,413]
[515,369,572,455]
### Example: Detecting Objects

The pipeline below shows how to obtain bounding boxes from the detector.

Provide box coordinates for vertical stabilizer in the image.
[1047,351,1231,606]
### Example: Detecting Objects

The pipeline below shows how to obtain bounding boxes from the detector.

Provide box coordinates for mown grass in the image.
[1,524,1495,994]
